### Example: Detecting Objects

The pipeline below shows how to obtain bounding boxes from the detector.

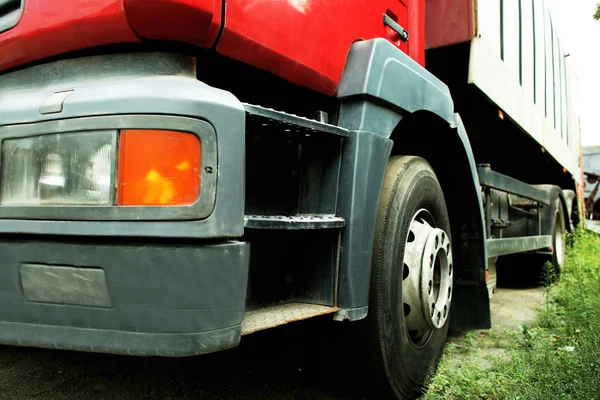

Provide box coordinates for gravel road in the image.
[0,287,543,400]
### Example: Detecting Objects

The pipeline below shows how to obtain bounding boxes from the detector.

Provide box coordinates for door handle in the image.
[383,14,409,42]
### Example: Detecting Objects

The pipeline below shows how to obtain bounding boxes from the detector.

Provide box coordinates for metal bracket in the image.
[383,14,409,42]
[477,165,550,205]
[333,306,369,322]
[486,236,552,258]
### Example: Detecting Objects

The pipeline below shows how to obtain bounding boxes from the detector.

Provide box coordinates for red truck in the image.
[0,0,581,398]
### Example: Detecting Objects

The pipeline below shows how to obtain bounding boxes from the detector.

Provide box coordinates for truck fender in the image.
[335,38,490,330]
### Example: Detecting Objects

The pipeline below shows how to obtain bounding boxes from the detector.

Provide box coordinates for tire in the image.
[360,156,453,399]
[550,199,566,276]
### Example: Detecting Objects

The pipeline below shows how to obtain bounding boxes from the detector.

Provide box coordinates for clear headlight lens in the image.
[1,131,116,206]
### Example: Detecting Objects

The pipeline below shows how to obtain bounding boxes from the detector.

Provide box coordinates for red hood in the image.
[0,0,424,98]
[0,0,221,74]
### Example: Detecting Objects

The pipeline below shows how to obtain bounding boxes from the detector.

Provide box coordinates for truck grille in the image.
[0,0,24,34]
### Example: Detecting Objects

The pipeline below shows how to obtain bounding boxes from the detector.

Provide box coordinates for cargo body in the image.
[426,0,579,181]
[0,1,582,398]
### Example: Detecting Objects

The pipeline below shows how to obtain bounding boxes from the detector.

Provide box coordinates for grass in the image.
[423,229,600,400]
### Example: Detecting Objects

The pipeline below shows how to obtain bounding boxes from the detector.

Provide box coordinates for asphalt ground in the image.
[0,317,358,400]
[0,287,541,400]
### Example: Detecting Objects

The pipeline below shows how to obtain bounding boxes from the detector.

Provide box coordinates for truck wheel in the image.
[551,200,566,276]
[364,156,453,399]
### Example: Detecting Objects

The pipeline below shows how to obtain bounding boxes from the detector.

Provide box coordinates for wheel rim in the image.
[402,209,453,347]
[555,213,566,269]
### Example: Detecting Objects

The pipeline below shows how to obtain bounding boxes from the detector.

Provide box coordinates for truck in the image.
[0,0,581,399]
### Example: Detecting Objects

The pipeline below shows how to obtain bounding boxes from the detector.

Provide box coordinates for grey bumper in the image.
[0,239,249,356]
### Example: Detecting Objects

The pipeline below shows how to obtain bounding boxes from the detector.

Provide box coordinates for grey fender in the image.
[337,38,455,130]
[335,39,490,330]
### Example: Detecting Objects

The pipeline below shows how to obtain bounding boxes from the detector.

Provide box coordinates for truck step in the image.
[242,302,338,335]
[244,215,345,230]
[244,103,349,138]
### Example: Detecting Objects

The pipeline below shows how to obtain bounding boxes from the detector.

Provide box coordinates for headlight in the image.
[0,129,201,207]
[1,131,116,205]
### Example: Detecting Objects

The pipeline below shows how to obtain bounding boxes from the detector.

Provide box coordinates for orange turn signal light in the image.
[117,129,201,206]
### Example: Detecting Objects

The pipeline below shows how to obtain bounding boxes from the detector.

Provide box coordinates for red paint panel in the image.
[218,0,425,96]
[123,0,222,48]
[0,0,141,74]
[425,0,476,49]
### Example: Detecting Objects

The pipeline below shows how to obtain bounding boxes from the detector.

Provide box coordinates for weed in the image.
[423,229,600,399]
[463,331,477,348]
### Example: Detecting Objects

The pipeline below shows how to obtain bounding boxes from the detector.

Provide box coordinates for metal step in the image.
[244,215,345,230]
[244,103,349,138]
[242,302,338,336]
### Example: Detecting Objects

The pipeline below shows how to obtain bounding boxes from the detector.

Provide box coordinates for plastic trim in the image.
[0,239,249,354]
[0,52,245,239]
[0,321,241,356]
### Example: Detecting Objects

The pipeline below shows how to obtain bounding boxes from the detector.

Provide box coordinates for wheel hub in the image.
[402,210,453,345]
[555,213,566,269]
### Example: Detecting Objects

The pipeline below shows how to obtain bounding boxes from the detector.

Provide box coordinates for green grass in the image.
[423,229,600,400]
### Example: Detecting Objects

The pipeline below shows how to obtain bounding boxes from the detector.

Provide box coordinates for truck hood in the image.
[0,0,222,75]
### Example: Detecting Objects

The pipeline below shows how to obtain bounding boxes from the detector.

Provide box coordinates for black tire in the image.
[360,156,452,399]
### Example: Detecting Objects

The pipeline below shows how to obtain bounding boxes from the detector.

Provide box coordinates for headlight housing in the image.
[1,129,202,207]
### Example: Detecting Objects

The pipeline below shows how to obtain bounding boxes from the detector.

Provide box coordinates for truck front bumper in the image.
[0,238,249,356]
[0,52,250,355]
